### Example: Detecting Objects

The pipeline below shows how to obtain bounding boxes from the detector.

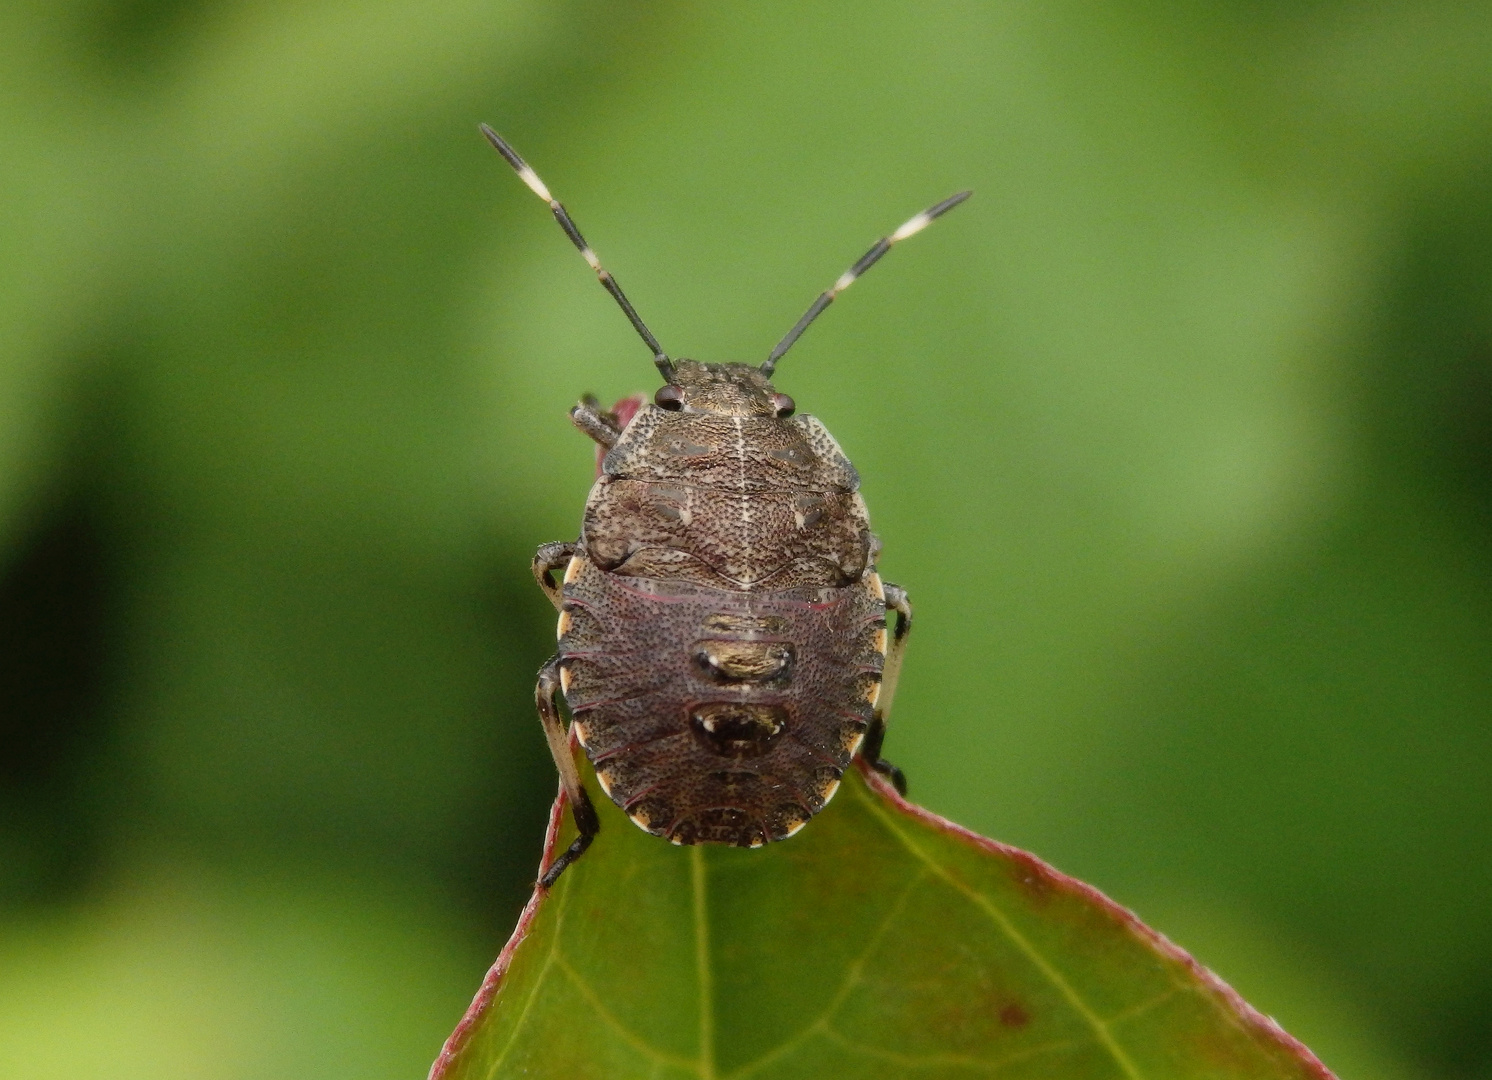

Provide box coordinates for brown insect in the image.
[481,125,968,885]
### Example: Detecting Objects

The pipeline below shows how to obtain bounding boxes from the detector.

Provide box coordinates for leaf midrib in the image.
[691,845,717,1080]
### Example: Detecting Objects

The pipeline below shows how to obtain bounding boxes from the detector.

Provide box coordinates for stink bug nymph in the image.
[482,124,969,886]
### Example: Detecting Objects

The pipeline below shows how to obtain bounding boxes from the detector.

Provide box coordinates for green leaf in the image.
[431,763,1333,1080]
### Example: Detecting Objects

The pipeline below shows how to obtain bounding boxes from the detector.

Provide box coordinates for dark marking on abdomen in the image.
[691,702,787,758]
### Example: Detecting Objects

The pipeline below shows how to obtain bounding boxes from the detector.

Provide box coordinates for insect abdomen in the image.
[558,556,885,846]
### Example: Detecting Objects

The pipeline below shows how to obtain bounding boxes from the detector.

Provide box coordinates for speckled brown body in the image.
[556,361,888,847]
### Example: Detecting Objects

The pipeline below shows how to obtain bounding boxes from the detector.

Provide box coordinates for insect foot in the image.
[483,123,966,882]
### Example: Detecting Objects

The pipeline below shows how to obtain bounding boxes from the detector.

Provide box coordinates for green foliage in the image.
[434,769,1328,1080]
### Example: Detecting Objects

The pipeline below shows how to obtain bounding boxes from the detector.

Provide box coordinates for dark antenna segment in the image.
[762,190,971,377]
[480,124,676,383]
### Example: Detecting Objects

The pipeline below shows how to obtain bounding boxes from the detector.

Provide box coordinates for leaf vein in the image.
[853,781,1147,1080]
[1105,985,1182,1028]
[692,845,717,1080]
[484,882,569,1080]
[722,867,929,1080]
[553,953,699,1071]
[818,1023,1087,1074]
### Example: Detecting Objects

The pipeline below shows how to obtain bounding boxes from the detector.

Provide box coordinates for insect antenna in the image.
[761,190,971,377]
[480,124,676,383]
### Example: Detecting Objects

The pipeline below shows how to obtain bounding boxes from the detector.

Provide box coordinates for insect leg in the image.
[535,654,600,887]
[570,394,622,448]
[863,582,912,795]
[532,541,577,611]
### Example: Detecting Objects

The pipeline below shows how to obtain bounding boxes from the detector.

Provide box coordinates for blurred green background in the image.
[2,1,1490,1077]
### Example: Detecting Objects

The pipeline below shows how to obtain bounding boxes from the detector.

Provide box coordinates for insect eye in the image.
[771,393,796,418]
[654,385,685,411]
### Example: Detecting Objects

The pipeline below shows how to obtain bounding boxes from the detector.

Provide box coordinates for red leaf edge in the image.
[854,762,1337,1080]
[426,773,571,1080]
